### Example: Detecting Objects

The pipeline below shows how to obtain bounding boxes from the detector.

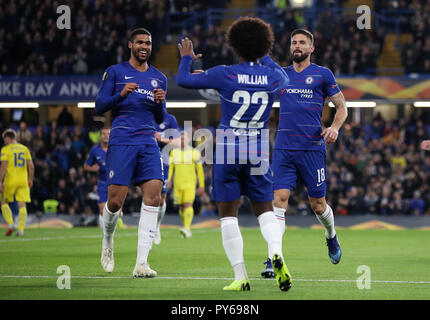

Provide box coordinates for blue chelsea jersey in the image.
[153,112,180,164]
[177,55,288,135]
[85,145,108,182]
[95,62,167,146]
[275,63,340,151]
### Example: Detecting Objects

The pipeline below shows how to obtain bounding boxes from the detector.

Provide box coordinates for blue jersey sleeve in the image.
[85,148,96,166]
[170,114,179,131]
[95,66,125,115]
[153,78,167,124]
[322,67,341,98]
[259,55,289,91]
[177,55,224,89]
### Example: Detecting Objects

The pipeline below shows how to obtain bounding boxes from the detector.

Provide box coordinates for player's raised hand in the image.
[120,82,139,98]
[153,88,166,104]
[178,37,202,60]
[420,140,430,151]
[321,127,339,145]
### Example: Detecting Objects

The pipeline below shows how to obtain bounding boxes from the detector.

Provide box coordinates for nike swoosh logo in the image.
[316,182,324,187]
[125,76,134,79]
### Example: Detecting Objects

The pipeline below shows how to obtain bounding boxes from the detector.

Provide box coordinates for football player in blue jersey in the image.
[95,28,167,278]
[177,17,293,292]
[262,29,347,276]
[84,127,124,229]
[152,111,180,245]
[84,127,111,225]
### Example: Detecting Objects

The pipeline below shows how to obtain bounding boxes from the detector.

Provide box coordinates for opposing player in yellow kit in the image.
[0,129,34,236]
[168,131,204,238]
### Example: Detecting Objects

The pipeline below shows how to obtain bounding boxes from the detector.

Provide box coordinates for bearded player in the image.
[261,29,347,278]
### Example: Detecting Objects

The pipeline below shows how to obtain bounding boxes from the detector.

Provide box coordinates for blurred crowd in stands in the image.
[2,108,430,217]
[1,0,428,76]
[281,111,430,216]
[398,0,430,74]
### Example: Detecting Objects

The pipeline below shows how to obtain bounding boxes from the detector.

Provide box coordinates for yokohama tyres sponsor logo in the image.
[286,88,313,94]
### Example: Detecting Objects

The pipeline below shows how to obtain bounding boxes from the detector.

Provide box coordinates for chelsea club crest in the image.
[151,79,158,88]
[305,76,313,85]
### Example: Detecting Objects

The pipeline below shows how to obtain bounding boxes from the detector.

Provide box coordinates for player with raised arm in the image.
[0,129,34,237]
[153,111,180,245]
[261,29,347,276]
[177,17,292,292]
[95,28,167,277]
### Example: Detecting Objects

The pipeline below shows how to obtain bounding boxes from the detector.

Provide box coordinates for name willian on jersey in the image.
[237,74,268,85]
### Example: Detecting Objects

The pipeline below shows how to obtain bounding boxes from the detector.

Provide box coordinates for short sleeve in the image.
[85,148,95,166]
[323,67,341,98]
[0,148,7,162]
[25,147,32,161]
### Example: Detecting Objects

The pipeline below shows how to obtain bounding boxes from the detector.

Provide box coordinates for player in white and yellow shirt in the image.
[0,129,34,236]
[168,131,204,238]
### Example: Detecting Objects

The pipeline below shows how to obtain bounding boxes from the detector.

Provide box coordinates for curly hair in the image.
[226,17,274,62]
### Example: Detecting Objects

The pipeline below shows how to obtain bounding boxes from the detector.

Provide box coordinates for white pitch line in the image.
[0,233,134,243]
[0,229,219,243]
[0,275,429,284]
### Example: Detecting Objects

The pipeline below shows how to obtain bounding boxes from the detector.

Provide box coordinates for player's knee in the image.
[144,194,161,207]
[310,201,326,215]
[274,194,288,209]
[107,200,122,213]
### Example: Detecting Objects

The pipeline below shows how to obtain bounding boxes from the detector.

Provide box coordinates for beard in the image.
[292,51,309,63]
[132,48,151,63]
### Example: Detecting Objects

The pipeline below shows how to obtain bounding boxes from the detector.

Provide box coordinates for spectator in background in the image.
[16,121,32,146]
[364,188,380,214]
[80,205,98,226]
[389,191,408,215]
[57,107,75,127]
[410,190,425,215]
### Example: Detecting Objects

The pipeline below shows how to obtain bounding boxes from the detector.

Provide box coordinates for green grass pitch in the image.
[0,227,429,300]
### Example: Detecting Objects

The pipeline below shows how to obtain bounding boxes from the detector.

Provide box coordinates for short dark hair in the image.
[226,17,274,62]
[291,29,314,45]
[129,28,151,42]
[2,129,16,140]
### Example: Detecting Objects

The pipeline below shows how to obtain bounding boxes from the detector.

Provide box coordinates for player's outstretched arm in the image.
[322,91,348,145]
[176,37,221,89]
[260,55,288,79]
